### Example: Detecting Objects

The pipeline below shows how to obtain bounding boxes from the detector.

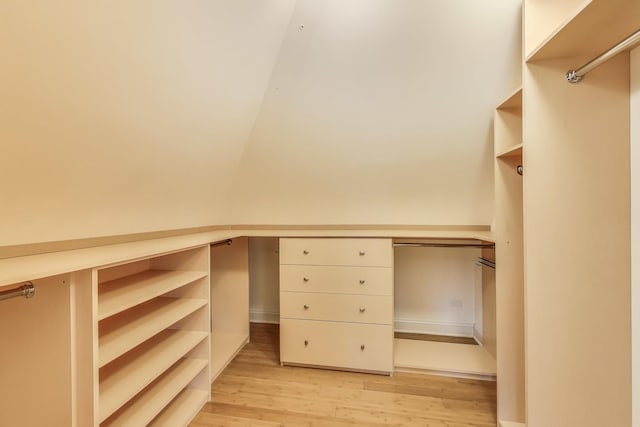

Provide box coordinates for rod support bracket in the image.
[566,70,583,84]
[22,282,35,299]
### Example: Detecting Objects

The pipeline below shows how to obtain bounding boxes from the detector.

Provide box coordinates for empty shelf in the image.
[102,357,208,426]
[98,270,207,320]
[99,329,207,423]
[148,388,209,427]
[496,144,523,159]
[99,297,207,367]
[394,338,496,378]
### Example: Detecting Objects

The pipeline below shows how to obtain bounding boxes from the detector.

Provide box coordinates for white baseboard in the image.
[499,420,526,427]
[249,310,279,324]
[394,318,475,337]
[473,326,484,345]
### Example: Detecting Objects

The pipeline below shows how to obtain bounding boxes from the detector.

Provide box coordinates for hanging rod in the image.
[0,282,35,302]
[476,257,496,270]
[567,28,640,83]
[211,239,232,248]
[393,242,495,249]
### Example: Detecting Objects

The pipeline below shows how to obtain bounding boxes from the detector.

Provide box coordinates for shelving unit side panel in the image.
[524,54,631,426]
[211,237,250,336]
[0,275,73,426]
[70,269,98,427]
[494,157,525,422]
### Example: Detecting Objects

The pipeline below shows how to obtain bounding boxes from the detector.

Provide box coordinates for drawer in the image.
[280,292,392,324]
[280,265,392,296]
[280,319,393,373]
[279,238,392,267]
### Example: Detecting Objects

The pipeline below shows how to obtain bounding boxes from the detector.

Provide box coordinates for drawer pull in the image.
[359,251,366,256]
[303,250,309,255]
[359,307,366,313]
[304,340,309,347]
[360,344,365,351]
[359,279,366,285]
[303,304,310,310]
[303,277,309,282]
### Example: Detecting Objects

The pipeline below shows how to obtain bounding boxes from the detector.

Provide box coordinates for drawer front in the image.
[280,292,392,325]
[280,319,393,373]
[280,265,392,296]
[279,238,393,267]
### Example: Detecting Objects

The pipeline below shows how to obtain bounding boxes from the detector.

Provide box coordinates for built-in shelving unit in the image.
[494,87,524,425]
[97,246,210,426]
[523,0,636,425]
[209,237,250,382]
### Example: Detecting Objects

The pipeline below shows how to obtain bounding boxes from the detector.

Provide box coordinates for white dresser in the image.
[279,238,394,374]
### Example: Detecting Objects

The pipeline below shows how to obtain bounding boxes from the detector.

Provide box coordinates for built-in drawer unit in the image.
[280,319,393,373]
[280,265,393,295]
[279,238,393,374]
[280,238,393,267]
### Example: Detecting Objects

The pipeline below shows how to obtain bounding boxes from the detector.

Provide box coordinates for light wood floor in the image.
[191,323,496,426]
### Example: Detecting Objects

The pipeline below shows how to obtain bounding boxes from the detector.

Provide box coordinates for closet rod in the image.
[211,239,233,248]
[476,257,496,270]
[566,28,640,83]
[393,243,495,249]
[0,282,35,302]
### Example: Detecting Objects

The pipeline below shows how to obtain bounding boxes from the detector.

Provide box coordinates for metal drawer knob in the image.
[303,277,309,282]
[359,251,366,256]
[304,304,309,310]
[304,340,308,347]
[359,307,366,313]
[359,280,365,285]
[360,344,365,351]
[303,250,309,255]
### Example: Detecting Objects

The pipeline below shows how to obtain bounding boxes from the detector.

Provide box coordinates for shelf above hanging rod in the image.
[566,28,640,83]
[0,282,35,302]
[393,242,495,249]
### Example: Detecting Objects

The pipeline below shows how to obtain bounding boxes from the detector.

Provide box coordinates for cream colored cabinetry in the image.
[279,238,393,374]
[494,88,525,424]
[523,1,638,425]
[97,246,211,426]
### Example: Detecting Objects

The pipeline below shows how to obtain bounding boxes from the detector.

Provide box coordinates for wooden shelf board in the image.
[211,332,249,382]
[98,269,207,320]
[497,87,522,110]
[99,297,207,367]
[102,357,207,426]
[148,388,209,427]
[527,0,640,62]
[99,329,207,423]
[496,144,523,160]
[394,338,496,377]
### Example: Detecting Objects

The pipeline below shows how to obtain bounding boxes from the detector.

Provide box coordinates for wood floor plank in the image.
[190,323,497,427]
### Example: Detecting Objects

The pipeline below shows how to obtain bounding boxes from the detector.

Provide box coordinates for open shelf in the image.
[99,297,207,367]
[497,87,522,110]
[148,388,209,426]
[98,270,207,320]
[394,339,496,379]
[526,0,640,62]
[101,357,207,426]
[211,332,249,381]
[99,329,207,423]
[496,144,523,160]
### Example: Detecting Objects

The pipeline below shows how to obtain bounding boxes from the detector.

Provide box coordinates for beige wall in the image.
[632,46,640,427]
[224,0,522,225]
[0,0,295,246]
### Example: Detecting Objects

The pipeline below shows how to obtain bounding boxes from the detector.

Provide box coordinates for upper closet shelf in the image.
[496,144,523,160]
[497,87,522,110]
[526,0,640,62]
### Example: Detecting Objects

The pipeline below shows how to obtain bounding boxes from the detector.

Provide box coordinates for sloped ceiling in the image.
[0,0,296,246]
[223,0,522,226]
